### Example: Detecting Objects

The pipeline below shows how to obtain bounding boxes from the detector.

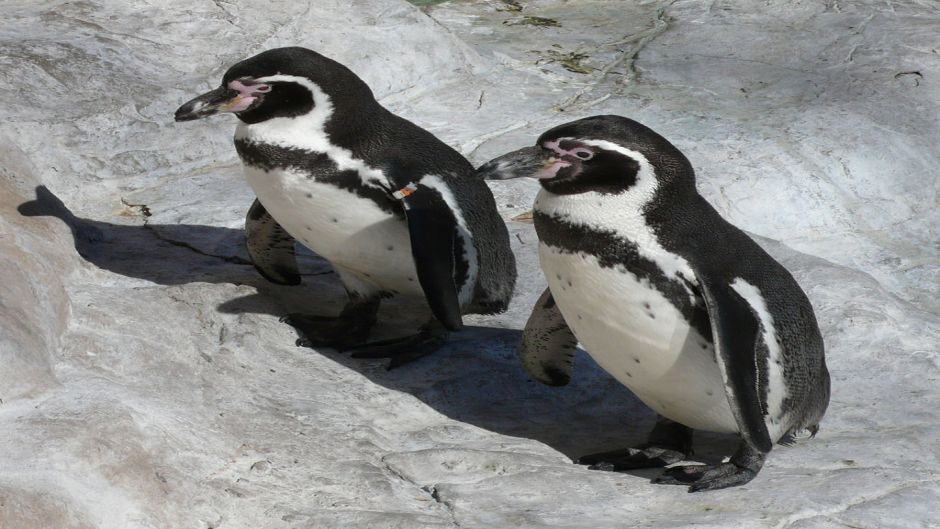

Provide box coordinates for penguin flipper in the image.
[695,274,773,453]
[398,185,463,332]
[520,287,577,386]
[245,198,301,286]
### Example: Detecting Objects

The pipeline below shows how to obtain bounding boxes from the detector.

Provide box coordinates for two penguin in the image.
[176,47,829,491]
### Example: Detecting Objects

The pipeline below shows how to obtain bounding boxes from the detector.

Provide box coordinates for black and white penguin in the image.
[479,115,830,492]
[175,47,516,366]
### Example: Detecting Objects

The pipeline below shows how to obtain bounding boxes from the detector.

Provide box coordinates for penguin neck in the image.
[533,153,662,239]
[234,80,389,186]
[235,84,381,150]
[533,166,697,285]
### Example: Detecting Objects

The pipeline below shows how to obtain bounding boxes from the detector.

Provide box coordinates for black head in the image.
[477,115,695,195]
[174,47,376,125]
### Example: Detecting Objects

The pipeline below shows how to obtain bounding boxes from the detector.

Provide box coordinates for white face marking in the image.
[534,139,699,302]
[537,138,577,179]
[544,137,594,160]
[418,174,478,305]
[540,245,737,433]
[233,74,388,188]
[730,278,788,439]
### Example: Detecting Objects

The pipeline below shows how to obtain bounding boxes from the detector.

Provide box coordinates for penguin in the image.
[478,115,830,492]
[175,47,516,367]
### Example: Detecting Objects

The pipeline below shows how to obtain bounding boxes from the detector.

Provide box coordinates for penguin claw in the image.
[653,463,757,492]
[579,446,687,470]
[280,313,334,325]
[280,312,372,351]
[345,326,449,369]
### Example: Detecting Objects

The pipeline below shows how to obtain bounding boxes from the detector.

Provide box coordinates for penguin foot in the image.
[653,441,765,492]
[578,445,688,470]
[344,324,449,369]
[653,462,757,492]
[280,313,373,351]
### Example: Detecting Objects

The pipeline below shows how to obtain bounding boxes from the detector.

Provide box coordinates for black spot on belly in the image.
[633,357,641,364]
[407,277,415,282]
[387,245,394,251]
[625,371,633,378]
[331,218,338,223]
[305,193,313,198]
[647,312,656,319]
[706,390,714,396]
[305,225,313,231]
[643,302,651,309]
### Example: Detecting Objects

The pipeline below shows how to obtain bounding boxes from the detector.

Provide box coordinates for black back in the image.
[537,115,829,433]
[228,47,515,313]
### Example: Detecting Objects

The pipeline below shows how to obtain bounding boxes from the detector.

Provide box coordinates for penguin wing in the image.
[394,181,463,331]
[245,199,301,286]
[695,272,773,452]
[519,287,578,386]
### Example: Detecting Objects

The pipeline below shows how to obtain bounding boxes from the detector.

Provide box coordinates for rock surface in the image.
[1,1,938,528]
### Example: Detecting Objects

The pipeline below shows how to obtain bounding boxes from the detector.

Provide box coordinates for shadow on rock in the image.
[16,185,335,310]
[17,185,732,468]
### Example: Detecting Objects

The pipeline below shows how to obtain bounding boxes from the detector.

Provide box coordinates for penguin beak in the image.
[477,146,570,180]
[174,86,255,122]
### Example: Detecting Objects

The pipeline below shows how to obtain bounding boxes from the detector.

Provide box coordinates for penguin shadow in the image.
[324,325,742,471]
[17,185,737,472]
[16,185,335,311]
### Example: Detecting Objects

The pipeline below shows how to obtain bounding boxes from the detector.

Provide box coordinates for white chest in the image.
[540,244,737,433]
[243,165,422,297]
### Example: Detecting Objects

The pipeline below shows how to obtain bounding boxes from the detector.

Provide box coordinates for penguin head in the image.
[175,47,375,125]
[478,115,694,195]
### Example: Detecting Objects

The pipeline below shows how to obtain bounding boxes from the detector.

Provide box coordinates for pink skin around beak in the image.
[222,79,267,112]
[536,139,593,179]
[537,159,572,179]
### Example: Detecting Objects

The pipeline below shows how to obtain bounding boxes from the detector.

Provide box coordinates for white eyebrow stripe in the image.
[544,137,585,157]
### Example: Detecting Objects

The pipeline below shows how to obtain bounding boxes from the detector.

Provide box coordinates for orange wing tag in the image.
[392,182,419,200]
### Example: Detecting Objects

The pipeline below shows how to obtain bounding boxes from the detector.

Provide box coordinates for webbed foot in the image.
[579,416,693,470]
[653,440,766,492]
[281,296,379,350]
[579,445,688,470]
[653,462,757,492]
[344,321,449,369]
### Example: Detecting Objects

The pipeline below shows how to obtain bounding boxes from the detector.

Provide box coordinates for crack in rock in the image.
[556,0,678,111]
[422,484,461,528]
[773,479,940,529]
[382,457,460,528]
[142,221,253,266]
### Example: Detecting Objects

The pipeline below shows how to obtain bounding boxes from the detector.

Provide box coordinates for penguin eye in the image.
[255,84,272,93]
[572,148,594,160]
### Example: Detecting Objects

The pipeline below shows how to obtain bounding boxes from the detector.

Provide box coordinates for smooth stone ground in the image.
[1,1,937,528]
